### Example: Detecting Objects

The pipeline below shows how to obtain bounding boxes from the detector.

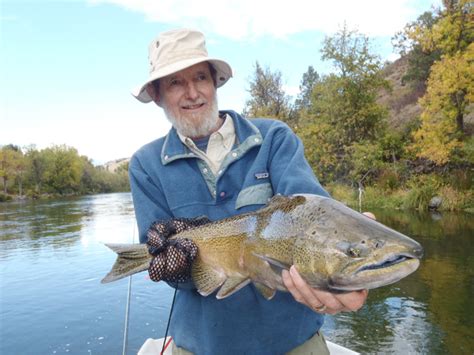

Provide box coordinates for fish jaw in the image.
[324,225,424,291]
[293,194,424,291]
[329,253,421,291]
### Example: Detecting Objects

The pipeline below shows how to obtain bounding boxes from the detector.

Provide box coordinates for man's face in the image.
[154,62,219,138]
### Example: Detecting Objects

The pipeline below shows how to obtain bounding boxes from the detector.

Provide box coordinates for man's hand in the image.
[146,216,210,283]
[282,266,368,314]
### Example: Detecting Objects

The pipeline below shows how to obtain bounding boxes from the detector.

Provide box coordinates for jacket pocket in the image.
[235,183,273,210]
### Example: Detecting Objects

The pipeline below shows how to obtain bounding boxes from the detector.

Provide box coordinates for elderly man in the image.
[129,28,367,355]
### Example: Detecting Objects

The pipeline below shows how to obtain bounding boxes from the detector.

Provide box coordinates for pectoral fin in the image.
[253,253,291,274]
[216,276,250,299]
[192,258,226,296]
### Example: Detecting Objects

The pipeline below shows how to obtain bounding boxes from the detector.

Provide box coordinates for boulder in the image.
[428,196,443,210]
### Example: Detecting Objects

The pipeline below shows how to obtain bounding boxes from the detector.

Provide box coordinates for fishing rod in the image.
[161,286,178,355]
[120,223,178,355]
[122,224,137,355]
[122,273,133,355]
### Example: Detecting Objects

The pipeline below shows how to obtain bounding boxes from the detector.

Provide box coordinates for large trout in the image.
[102,194,423,300]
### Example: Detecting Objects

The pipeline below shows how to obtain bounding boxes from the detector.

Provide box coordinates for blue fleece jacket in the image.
[129,110,330,355]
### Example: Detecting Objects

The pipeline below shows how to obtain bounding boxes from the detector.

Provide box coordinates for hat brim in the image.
[132,57,232,103]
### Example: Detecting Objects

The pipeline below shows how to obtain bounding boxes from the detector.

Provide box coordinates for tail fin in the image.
[101,243,151,284]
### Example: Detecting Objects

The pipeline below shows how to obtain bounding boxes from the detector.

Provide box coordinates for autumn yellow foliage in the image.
[409,6,473,165]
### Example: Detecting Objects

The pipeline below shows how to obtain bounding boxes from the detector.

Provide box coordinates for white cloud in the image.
[88,0,438,39]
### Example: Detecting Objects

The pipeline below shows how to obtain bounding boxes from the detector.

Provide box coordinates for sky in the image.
[1,0,442,165]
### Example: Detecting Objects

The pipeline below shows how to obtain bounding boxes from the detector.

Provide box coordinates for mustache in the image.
[181,100,207,107]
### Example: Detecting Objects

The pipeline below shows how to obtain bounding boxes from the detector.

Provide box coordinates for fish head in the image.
[293,195,424,291]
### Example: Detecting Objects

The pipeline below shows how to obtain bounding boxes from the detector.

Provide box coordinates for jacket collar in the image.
[161,110,262,165]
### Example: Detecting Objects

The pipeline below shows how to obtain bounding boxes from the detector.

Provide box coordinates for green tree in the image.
[299,25,389,183]
[24,145,47,194]
[392,11,441,89]
[293,66,321,131]
[0,143,131,198]
[42,145,84,194]
[349,140,384,184]
[294,66,320,112]
[79,157,98,193]
[243,62,292,123]
[0,145,25,194]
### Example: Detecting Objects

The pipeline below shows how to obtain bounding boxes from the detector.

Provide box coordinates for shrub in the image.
[377,168,401,190]
[447,169,473,190]
[362,186,408,210]
[325,183,357,207]
[438,186,473,211]
[404,174,443,210]
[0,193,13,202]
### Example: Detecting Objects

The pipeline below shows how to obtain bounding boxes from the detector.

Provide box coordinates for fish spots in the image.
[374,240,384,249]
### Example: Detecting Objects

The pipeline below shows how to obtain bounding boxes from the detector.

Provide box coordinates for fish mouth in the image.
[330,252,422,291]
[356,253,416,273]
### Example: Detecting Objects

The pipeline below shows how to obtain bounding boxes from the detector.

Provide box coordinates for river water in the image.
[0,192,472,354]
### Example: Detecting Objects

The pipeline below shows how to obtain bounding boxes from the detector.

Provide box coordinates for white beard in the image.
[163,94,220,138]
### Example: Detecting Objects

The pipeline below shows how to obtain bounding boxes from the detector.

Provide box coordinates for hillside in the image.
[378,56,424,131]
[379,56,473,133]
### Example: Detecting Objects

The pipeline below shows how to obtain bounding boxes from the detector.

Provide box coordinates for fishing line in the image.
[122,223,137,355]
[122,271,133,355]
[161,284,178,355]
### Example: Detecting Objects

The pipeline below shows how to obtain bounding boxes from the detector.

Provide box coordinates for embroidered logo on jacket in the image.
[255,172,269,180]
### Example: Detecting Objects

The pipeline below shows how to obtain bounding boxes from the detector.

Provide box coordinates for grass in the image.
[326,182,473,212]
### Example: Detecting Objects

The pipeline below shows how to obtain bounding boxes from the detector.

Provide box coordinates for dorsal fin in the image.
[266,194,290,205]
[262,194,307,213]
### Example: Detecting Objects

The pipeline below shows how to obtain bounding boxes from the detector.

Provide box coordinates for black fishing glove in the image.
[146,216,211,283]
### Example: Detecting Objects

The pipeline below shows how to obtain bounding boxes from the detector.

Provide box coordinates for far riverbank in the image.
[3,182,473,213]
[327,183,473,213]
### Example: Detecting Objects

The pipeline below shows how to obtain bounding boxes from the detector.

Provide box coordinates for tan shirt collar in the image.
[177,114,236,174]
[177,114,235,152]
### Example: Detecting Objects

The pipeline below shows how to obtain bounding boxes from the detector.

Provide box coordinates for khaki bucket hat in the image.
[132,28,233,103]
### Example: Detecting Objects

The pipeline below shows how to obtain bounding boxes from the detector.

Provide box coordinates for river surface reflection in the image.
[0,193,472,354]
